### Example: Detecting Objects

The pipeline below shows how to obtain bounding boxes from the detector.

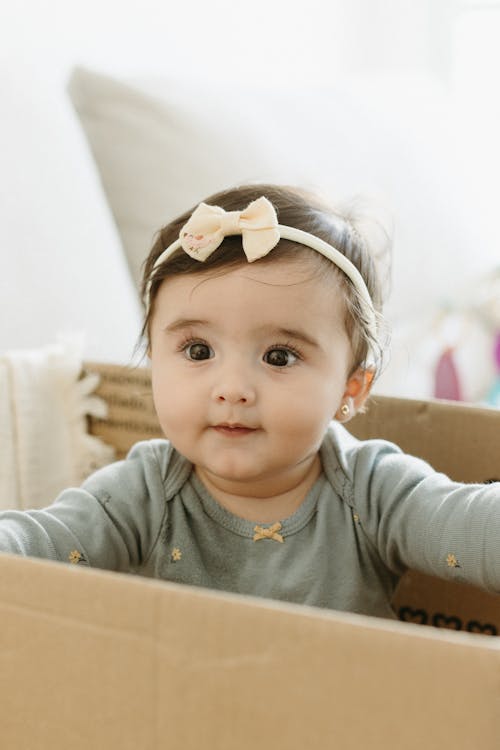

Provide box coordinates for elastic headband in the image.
[146,196,377,339]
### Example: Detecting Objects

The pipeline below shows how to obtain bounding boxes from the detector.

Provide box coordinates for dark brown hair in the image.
[140,183,390,375]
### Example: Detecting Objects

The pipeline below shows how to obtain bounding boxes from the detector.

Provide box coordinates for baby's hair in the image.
[140,183,391,376]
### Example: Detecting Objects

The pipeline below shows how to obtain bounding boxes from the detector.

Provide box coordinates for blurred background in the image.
[1,0,499,403]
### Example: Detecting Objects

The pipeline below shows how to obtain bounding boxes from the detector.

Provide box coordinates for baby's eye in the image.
[184,342,214,361]
[263,347,299,367]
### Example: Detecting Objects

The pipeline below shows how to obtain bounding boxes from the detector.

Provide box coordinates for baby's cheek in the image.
[155,395,188,435]
[274,399,328,436]
[159,408,188,434]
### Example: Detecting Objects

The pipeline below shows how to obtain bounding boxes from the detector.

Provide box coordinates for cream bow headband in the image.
[147,196,377,337]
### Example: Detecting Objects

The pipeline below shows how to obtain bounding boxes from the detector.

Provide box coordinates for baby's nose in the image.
[212,375,256,405]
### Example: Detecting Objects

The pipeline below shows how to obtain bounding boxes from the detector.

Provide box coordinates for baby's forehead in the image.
[160,254,342,302]
[185,250,339,286]
[154,258,347,336]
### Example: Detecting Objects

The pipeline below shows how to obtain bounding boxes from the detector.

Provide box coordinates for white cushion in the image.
[68,67,317,290]
[0,63,142,363]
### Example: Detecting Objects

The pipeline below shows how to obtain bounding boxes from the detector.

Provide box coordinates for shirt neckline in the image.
[189,470,326,539]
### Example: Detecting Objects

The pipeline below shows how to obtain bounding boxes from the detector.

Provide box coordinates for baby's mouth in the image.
[212,423,257,436]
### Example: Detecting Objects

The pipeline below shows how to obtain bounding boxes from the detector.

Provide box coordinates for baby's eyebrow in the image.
[163,318,209,333]
[163,320,320,348]
[265,326,320,349]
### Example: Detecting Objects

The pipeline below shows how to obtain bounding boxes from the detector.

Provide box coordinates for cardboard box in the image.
[1,362,499,749]
[2,553,500,750]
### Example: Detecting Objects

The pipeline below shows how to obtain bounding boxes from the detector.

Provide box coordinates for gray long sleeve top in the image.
[0,423,499,619]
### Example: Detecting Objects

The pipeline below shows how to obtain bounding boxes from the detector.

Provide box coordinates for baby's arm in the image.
[352,440,500,591]
[0,441,169,572]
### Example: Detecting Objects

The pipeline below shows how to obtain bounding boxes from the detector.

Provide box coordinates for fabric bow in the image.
[253,522,284,543]
[179,196,280,262]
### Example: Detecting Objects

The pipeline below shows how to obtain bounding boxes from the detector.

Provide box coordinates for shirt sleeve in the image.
[0,440,170,571]
[351,439,500,592]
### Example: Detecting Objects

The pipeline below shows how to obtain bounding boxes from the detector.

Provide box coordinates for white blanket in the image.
[0,341,115,510]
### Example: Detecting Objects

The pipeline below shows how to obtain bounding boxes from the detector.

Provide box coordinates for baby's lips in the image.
[212,422,259,434]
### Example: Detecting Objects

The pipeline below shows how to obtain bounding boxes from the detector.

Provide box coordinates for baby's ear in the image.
[335,368,374,422]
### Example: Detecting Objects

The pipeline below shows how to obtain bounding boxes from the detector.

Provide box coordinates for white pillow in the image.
[68,66,322,290]
[0,63,142,363]
[68,67,498,398]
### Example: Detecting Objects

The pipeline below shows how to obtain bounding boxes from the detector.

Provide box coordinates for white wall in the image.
[0,0,456,83]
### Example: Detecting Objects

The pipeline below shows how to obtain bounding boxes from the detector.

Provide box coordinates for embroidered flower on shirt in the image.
[68,550,85,565]
[446,553,460,568]
[171,547,183,562]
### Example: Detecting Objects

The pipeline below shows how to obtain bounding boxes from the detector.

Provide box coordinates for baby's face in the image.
[149,258,353,497]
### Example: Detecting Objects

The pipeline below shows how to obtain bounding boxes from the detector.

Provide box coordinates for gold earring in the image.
[340,403,350,417]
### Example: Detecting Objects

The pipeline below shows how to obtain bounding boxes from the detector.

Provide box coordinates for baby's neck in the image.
[195,454,322,523]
